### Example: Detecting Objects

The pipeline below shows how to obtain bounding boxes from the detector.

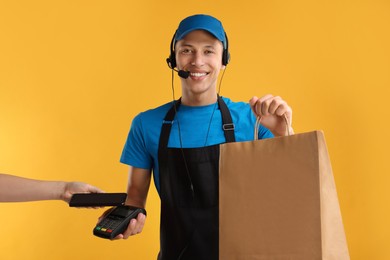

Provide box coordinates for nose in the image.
[190,51,204,67]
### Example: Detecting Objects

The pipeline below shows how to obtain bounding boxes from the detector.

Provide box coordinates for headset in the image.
[166,30,230,70]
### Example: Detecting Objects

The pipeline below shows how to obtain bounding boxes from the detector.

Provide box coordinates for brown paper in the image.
[219,131,349,260]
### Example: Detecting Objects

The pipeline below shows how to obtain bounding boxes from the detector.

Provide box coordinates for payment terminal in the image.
[93,205,146,239]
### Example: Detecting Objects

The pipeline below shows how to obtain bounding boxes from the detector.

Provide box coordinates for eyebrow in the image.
[177,43,216,49]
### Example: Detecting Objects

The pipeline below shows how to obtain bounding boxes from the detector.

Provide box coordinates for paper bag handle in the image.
[254,114,291,140]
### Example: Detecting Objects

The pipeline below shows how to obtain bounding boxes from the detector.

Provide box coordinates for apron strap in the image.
[159,96,236,149]
[217,95,236,143]
[159,99,181,150]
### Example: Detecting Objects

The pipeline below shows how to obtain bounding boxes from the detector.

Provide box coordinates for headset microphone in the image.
[171,67,190,79]
[166,57,190,79]
[177,69,190,79]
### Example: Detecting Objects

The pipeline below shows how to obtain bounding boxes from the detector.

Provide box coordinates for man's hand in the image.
[249,94,294,136]
[97,208,146,240]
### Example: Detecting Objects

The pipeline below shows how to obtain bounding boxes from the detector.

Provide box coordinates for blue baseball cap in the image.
[174,14,226,46]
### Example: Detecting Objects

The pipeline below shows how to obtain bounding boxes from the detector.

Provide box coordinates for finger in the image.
[275,102,293,134]
[268,96,286,115]
[111,234,124,240]
[258,94,274,103]
[81,206,102,210]
[128,214,144,236]
[134,213,146,234]
[250,95,273,117]
[122,218,138,239]
[258,94,274,116]
[87,185,105,193]
[131,213,146,238]
[249,96,259,116]
[249,96,259,106]
[97,215,105,223]
[266,96,279,114]
[274,104,288,117]
[282,107,293,129]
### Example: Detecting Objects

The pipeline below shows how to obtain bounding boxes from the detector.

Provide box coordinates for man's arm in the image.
[108,166,151,239]
[125,166,152,208]
[0,173,103,203]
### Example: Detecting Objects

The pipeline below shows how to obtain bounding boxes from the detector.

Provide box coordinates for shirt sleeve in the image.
[258,124,274,139]
[120,113,153,170]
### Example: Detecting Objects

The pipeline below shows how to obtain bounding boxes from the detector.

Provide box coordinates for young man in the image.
[111,14,293,259]
[0,173,103,203]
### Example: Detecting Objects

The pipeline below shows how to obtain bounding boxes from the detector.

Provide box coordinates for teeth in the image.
[190,72,207,77]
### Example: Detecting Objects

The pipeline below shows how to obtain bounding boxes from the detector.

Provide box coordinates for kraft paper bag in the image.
[219,130,349,260]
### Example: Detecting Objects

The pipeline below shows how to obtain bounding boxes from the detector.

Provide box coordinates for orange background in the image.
[1,1,389,259]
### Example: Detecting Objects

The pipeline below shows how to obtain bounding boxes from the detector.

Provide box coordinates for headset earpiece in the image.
[166,56,175,69]
[222,33,230,66]
[167,53,176,69]
[167,31,177,69]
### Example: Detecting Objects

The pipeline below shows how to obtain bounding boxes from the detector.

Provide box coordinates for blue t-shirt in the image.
[120,97,273,194]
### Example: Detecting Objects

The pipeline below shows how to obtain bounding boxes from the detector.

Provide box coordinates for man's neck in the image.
[181,92,218,106]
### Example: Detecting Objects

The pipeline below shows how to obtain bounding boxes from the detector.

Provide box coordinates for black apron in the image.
[157,96,235,260]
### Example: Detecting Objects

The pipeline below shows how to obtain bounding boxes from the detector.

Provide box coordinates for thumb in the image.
[87,185,105,194]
